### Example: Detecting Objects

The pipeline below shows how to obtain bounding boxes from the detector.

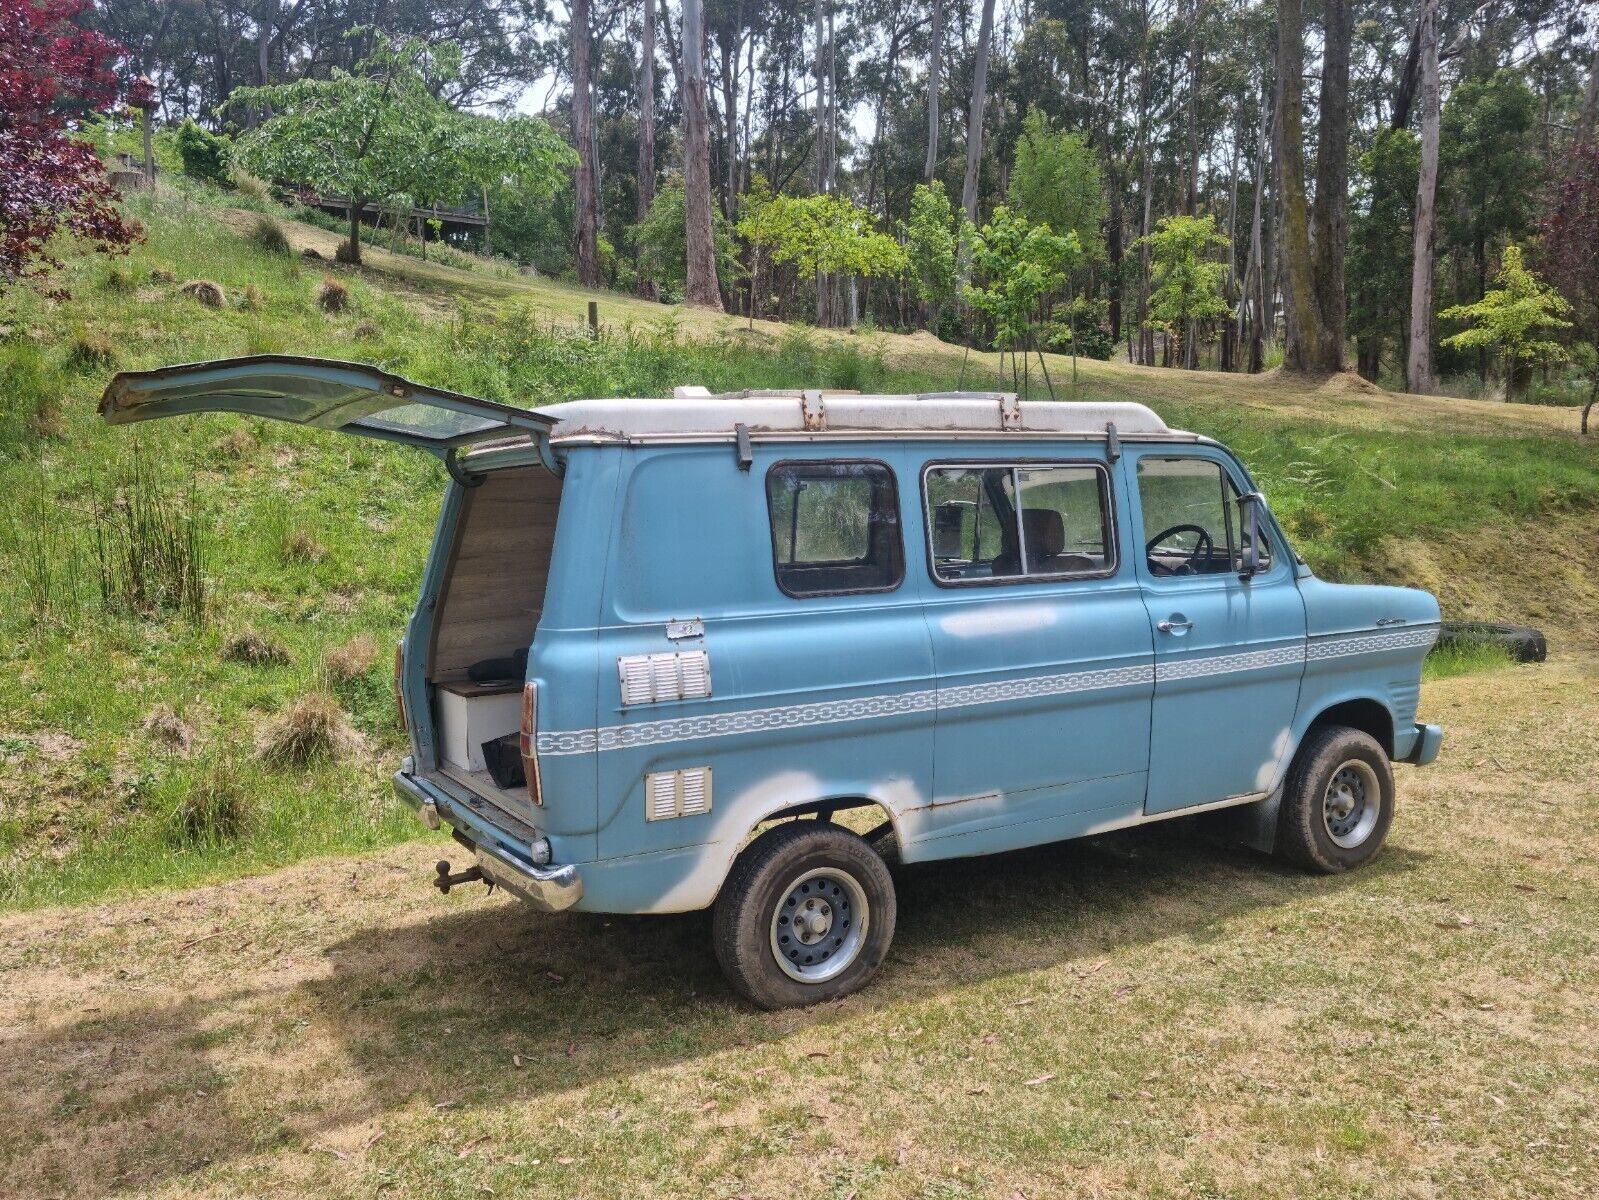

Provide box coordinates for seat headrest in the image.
[1021,508,1065,558]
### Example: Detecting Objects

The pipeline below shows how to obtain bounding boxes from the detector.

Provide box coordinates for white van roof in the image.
[533,389,1190,444]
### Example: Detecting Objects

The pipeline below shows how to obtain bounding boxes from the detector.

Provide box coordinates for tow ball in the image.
[433,859,492,895]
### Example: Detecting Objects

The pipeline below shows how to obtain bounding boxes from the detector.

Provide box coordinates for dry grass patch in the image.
[316,276,350,313]
[141,703,195,754]
[221,628,290,665]
[323,633,379,684]
[281,527,326,562]
[178,279,226,308]
[254,693,359,766]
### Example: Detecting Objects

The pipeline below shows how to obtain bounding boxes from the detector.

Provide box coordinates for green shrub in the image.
[175,120,232,188]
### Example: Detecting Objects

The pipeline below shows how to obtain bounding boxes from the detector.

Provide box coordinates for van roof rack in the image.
[535,392,1183,444]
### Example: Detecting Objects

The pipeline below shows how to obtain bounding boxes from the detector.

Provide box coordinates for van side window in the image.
[765,461,905,597]
[925,463,1114,585]
[1137,456,1272,577]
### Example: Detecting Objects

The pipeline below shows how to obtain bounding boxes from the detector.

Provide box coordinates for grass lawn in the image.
[1,652,1594,1198]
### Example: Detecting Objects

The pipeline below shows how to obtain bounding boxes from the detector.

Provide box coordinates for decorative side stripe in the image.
[1307,626,1438,659]
[534,625,1439,756]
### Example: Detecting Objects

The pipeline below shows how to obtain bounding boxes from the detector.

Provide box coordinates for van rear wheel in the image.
[1276,724,1394,874]
[712,822,896,1010]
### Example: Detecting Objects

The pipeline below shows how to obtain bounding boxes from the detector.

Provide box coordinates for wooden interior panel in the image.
[428,465,562,680]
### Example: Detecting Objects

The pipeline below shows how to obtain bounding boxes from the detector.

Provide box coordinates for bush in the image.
[250,217,291,256]
[174,119,232,188]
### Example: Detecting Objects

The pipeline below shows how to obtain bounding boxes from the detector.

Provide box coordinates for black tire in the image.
[1438,621,1547,663]
[1276,725,1395,874]
[712,822,896,1010]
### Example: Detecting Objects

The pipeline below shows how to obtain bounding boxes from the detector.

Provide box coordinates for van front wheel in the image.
[1277,725,1395,874]
[712,822,896,1009]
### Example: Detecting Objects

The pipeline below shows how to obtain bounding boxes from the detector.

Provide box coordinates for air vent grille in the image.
[644,767,713,821]
[618,651,712,706]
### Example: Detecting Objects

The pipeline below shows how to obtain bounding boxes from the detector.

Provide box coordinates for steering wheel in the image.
[1145,523,1213,575]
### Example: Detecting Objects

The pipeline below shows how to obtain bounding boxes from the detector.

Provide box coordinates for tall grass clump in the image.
[250,216,292,255]
[169,756,248,846]
[1,489,91,626]
[92,453,209,625]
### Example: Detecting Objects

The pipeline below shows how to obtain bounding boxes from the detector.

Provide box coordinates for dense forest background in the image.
[67,0,1599,403]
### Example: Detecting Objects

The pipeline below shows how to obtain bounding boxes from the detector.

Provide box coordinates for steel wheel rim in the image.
[1322,759,1381,849]
[769,866,870,984]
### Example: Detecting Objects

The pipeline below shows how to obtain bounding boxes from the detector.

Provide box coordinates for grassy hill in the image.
[2,184,1596,909]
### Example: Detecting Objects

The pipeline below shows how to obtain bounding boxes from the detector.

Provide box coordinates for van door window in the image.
[925,463,1113,584]
[1136,456,1271,576]
[766,461,905,596]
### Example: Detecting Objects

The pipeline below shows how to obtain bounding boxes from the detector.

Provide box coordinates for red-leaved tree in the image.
[1541,143,1599,434]
[1,0,141,285]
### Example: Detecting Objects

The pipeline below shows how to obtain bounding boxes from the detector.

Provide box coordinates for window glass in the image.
[766,461,904,596]
[1137,457,1271,577]
[926,463,1111,584]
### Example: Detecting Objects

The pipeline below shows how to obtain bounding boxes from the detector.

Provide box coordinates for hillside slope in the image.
[1,186,1595,909]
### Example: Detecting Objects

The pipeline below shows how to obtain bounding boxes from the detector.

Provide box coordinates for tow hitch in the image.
[433,859,493,895]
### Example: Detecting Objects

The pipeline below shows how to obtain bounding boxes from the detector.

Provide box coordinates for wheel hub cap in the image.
[769,867,870,984]
[1322,760,1382,849]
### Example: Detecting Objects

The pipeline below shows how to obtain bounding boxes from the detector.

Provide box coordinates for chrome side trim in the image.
[537,626,1441,757]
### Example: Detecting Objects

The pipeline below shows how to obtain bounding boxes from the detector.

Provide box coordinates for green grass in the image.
[1423,639,1516,681]
[0,187,1593,910]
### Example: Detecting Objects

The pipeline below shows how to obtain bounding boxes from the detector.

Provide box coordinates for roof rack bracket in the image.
[734,422,753,471]
[801,390,827,431]
[1105,421,1122,463]
[999,392,1021,431]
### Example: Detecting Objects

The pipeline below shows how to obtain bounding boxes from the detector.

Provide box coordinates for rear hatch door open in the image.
[100,354,553,473]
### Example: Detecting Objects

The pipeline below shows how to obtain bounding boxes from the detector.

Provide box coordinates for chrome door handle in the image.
[1157,619,1194,633]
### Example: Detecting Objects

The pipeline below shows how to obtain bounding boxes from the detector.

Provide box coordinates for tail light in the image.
[393,640,408,732]
[519,681,544,807]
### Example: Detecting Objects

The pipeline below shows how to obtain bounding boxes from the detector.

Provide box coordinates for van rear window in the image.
[766,461,904,597]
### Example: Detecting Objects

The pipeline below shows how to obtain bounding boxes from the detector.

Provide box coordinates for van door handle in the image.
[1157,618,1194,634]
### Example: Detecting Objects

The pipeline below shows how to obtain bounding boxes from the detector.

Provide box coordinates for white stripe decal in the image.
[535,625,1440,756]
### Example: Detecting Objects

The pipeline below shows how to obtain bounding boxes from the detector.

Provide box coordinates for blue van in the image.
[102,358,1444,1009]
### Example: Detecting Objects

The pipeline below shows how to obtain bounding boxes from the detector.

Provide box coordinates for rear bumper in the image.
[392,765,583,913]
[1405,722,1444,767]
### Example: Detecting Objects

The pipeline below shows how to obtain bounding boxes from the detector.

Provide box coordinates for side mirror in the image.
[932,502,967,559]
[1237,492,1265,578]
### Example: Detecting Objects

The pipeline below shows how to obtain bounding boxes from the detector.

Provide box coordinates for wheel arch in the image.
[1302,696,1396,760]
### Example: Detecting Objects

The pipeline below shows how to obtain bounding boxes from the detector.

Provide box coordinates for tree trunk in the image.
[1405,0,1440,394]
[682,0,724,310]
[1138,149,1154,365]
[571,0,601,287]
[1106,184,1123,343]
[960,0,997,228]
[482,187,492,258]
[1309,0,1352,372]
[924,0,942,181]
[637,0,659,300]
[1275,0,1320,373]
[813,0,835,325]
[347,198,363,265]
[1578,36,1599,149]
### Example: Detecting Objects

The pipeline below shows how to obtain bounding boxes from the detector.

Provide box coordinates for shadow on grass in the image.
[12,825,1424,1197]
